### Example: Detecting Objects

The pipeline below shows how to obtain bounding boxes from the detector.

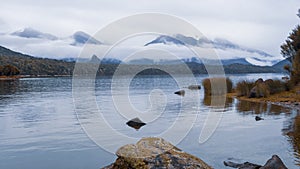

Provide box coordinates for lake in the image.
[0,73,299,169]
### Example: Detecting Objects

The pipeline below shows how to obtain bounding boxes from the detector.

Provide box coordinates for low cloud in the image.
[0,0,299,58]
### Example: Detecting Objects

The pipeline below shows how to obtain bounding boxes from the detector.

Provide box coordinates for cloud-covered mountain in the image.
[144,35,184,46]
[11,28,58,40]
[71,31,102,46]
[144,34,280,66]
[146,34,273,57]
[9,28,103,46]
[0,28,105,59]
[0,28,284,66]
[125,57,251,66]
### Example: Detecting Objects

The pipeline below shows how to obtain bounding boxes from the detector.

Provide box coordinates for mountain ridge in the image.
[145,34,279,66]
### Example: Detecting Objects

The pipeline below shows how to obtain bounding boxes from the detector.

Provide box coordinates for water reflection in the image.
[2,75,300,168]
[0,80,19,95]
[236,100,289,115]
[203,95,233,107]
[285,113,300,165]
[235,99,300,165]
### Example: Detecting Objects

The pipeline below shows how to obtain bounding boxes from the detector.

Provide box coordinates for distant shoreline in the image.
[0,75,72,80]
[0,75,21,80]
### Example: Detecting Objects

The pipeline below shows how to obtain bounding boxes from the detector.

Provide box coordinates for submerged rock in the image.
[126,117,146,130]
[224,155,287,169]
[188,85,201,90]
[103,137,212,169]
[174,90,185,96]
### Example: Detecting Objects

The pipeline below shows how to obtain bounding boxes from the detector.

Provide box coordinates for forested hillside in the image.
[0,46,74,76]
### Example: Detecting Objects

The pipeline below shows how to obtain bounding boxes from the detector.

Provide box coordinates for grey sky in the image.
[0,0,299,57]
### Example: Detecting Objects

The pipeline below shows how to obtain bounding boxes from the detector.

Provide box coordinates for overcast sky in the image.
[0,0,299,57]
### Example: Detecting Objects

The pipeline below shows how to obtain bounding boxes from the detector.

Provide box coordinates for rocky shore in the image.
[103,137,288,169]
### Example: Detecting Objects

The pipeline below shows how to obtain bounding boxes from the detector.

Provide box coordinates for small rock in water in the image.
[255,116,264,121]
[261,155,287,169]
[126,117,146,130]
[174,90,185,96]
[188,85,201,90]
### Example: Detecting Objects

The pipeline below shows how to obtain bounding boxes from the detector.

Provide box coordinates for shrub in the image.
[285,80,295,91]
[264,79,286,94]
[254,83,270,98]
[236,79,287,98]
[236,80,255,97]
[202,77,233,96]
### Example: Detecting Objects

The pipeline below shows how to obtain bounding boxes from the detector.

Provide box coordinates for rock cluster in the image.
[224,155,287,169]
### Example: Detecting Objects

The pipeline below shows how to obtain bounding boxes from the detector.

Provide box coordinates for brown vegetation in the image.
[0,65,20,76]
[202,77,233,96]
[235,79,287,98]
[229,82,300,106]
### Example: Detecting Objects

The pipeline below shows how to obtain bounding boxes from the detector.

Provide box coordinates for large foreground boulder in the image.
[103,137,212,169]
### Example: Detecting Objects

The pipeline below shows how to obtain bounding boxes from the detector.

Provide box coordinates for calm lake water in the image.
[0,73,299,169]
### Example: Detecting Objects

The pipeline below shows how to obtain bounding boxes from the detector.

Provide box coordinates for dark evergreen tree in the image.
[281,10,300,84]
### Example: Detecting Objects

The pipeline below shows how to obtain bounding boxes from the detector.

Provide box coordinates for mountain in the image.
[126,57,251,66]
[272,58,291,73]
[100,58,122,64]
[127,58,156,64]
[144,35,184,46]
[71,31,102,46]
[147,34,273,57]
[182,57,251,65]
[11,28,58,40]
[61,56,122,64]
[10,28,102,46]
[224,63,276,74]
[144,34,278,66]
[0,45,73,75]
[221,58,251,65]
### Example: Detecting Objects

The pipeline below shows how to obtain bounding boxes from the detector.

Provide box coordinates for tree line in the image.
[0,65,20,76]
